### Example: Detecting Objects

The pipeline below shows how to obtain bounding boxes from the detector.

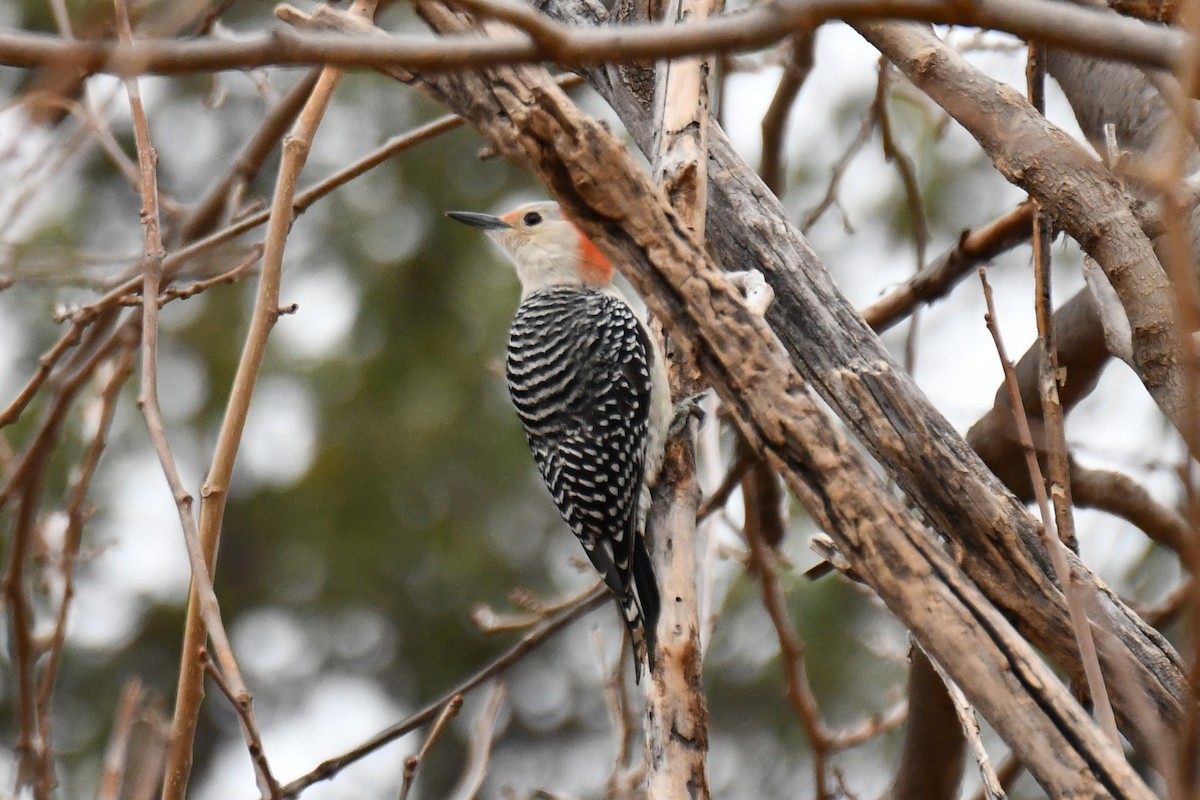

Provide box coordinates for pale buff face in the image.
[448,201,615,297]
[491,202,588,294]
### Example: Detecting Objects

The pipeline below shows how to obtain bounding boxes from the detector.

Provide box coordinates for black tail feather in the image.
[630,534,660,677]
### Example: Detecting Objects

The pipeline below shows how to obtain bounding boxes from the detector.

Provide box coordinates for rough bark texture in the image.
[403,6,1160,796]
[857,22,1187,451]
[528,0,1186,759]
[645,441,709,800]
[643,0,713,791]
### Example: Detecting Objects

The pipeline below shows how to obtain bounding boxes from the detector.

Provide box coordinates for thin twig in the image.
[397,695,463,800]
[114,0,278,795]
[69,105,481,326]
[978,266,1119,746]
[95,680,143,800]
[159,5,389,800]
[802,92,878,233]
[37,338,137,734]
[968,755,1025,800]
[860,201,1033,333]
[3,103,474,437]
[593,629,637,795]
[120,245,264,308]
[4,303,127,800]
[825,700,907,749]
[447,682,506,800]
[924,649,1008,800]
[875,58,928,373]
[198,651,278,795]
[128,702,172,800]
[759,33,814,195]
[696,449,752,522]
[278,584,607,798]
[744,513,830,799]
[1027,41,1078,556]
[0,314,96,430]
[179,68,323,243]
[472,581,603,632]
[1138,579,1193,628]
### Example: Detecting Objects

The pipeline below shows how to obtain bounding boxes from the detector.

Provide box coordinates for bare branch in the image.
[448,683,507,800]
[0,315,97,429]
[179,68,323,243]
[759,33,815,195]
[802,100,877,233]
[0,0,1186,78]
[591,630,639,795]
[887,646,962,800]
[644,0,714,791]
[1072,465,1194,555]
[96,680,143,800]
[744,511,832,798]
[161,4,381,798]
[978,266,1119,745]
[861,202,1033,333]
[198,651,278,797]
[37,340,137,759]
[923,650,1008,800]
[279,585,608,798]
[397,695,463,800]
[860,21,1189,455]
[695,448,751,522]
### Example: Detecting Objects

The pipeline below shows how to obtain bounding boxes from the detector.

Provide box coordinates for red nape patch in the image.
[576,228,614,285]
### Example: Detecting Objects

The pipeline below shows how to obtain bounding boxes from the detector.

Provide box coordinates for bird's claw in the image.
[669,392,707,438]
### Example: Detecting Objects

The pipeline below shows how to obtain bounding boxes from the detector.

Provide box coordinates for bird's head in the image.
[447,201,614,296]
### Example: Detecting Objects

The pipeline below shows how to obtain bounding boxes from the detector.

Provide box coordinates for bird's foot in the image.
[669,392,707,438]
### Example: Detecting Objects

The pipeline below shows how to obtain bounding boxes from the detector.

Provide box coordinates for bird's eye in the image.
[523,211,543,226]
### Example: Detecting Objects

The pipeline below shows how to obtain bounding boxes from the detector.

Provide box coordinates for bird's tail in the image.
[623,536,661,683]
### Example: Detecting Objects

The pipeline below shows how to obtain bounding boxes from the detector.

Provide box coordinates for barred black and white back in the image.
[506,287,661,680]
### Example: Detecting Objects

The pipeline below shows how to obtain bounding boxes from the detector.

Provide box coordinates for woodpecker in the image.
[447,201,671,681]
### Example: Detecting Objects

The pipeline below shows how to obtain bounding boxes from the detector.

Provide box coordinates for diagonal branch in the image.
[160,4,380,799]
[858,21,1188,455]
[394,16,1155,795]
[279,585,608,798]
[534,0,1186,760]
[114,0,280,795]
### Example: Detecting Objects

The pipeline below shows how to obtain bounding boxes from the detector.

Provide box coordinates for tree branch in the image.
[535,0,1185,759]
[858,21,1189,455]
[160,4,379,797]
[644,0,713,791]
[394,21,1156,794]
[0,0,1186,78]
[278,585,608,798]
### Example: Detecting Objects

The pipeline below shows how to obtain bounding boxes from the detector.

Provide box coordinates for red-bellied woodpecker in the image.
[447,200,671,681]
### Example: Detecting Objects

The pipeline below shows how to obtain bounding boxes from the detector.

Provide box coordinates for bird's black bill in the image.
[445,210,511,231]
